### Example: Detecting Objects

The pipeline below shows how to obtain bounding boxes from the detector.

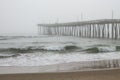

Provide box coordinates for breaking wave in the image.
[0,40,120,59]
[0,53,20,58]
[0,45,80,53]
[0,45,120,54]
[84,46,118,53]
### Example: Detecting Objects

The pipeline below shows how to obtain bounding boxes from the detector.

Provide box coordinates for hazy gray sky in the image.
[0,0,120,36]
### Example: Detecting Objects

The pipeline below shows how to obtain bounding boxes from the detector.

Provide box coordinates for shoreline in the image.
[0,60,120,80]
[0,68,120,80]
[0,59,120,74]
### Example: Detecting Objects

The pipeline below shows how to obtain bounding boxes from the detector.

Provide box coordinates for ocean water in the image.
[0,35,120,66]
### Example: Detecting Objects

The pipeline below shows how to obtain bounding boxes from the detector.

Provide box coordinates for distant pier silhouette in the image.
[38,19,120,39]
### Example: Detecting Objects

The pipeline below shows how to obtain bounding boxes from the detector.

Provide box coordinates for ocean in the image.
[0,35,120,66]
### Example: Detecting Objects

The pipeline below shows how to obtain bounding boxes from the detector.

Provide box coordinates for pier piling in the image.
[38,19,120,39]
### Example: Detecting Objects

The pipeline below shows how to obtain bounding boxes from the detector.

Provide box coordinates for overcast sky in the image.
[0,0,120,36]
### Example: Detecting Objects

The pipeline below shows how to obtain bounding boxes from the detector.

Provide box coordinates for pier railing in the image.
[38,19,120,39]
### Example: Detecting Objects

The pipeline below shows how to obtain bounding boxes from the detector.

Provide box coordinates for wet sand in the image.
[0,59,120,74]
[0,60,120,80]
[0,68,120,80]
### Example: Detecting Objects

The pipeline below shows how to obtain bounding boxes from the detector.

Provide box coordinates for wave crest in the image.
[84,46,116,53]
[0,45,80,53]
[0,53,20,58]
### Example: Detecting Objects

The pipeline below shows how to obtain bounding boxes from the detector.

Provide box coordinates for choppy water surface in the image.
[0,36,120,66]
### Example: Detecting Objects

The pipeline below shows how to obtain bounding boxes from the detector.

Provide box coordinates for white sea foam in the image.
[41,45,65,51]
[98,46,116,52]
[0,52,120,66]
[0,36,120,66]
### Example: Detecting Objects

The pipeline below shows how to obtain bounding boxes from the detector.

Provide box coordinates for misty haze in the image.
[0,0,120,36]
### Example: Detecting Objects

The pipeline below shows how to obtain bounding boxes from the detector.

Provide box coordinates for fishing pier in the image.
[38,19,120,39]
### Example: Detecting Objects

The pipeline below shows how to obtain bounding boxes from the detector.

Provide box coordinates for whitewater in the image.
[0,36,120,66]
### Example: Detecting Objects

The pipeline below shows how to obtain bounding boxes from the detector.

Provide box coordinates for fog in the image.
[0,0,120,36]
